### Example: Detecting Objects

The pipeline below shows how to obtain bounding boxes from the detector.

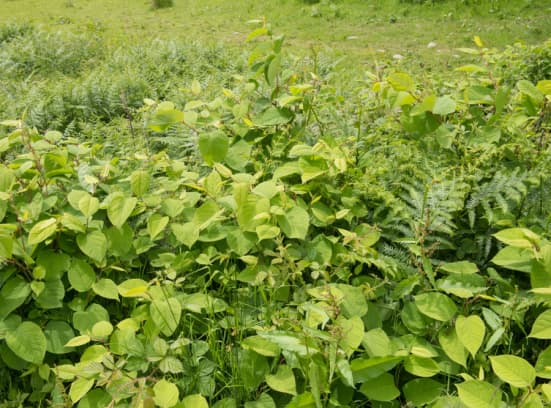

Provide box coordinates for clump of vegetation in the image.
[1,18,551,407]
[151,0,174,10]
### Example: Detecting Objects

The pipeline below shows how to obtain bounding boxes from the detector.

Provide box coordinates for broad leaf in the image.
[28,218,57,246]
[107,193,137,228]
[153,379,179,408]
[359,373,399,402]
[456,315,485,357]
[529,310,551,339]
[68,258,96,292]
[414,293,457,322]
[6,321,46,364]
[266,365,297,395]
[489,355,535,388]
[77,231,107,263]
[199,131,229,165]
[456,380,502,408]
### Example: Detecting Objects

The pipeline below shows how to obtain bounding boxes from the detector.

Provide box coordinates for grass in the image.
[1,0,550,68]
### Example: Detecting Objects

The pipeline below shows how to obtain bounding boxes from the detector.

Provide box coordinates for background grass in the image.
[1,0,550,67]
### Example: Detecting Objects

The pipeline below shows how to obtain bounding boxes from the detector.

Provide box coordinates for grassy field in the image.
[1,0,550,66]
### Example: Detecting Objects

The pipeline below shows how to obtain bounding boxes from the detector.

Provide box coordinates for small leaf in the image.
[489,355,535,388]
[456,315,485,357]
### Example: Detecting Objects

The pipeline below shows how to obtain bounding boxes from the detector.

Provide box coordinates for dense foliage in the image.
[1,21,551,407]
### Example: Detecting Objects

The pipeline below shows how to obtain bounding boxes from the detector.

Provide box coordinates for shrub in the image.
[151,0,174,9]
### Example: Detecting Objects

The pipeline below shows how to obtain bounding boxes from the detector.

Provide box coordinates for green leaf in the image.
[153,379,179,408]
[70,378,95,404]
[64,335,91,347]
[77,231,107,263]
[148,213,169,240]
[414,293,457,322]
[350,356,402,383]
[28,218,57,246]
[432,95,456,115]
[44,321,75,354]
[278,206,309,240]
[68,258,96,292]
[199,131,229,165]
[529,310,551,339]
[359,372,400,402]
[92,278,119,300]
[6,321,47,364]
[148,103,184,132]
[107,193,137,228]
[387,72,414,92]
[118,278,149,298]
[180,394,208,408]
[491,246,533,272]
[535,346,551,379]
[0,276,31,319]
[456,380,502,408]
[240,349,270,391]
[171,222,199,248]
[456,315,485,357]
[437,273,487,298]
[242,335,280,357]
[439,329,467,367]
[493,228,540,248]
[256,224,280,241]
[78,193,99,218]
[403,356,440,377]
[150,298,182,336]
[77,389,111,408]
[440,261,479,274]
[193,200,221,230]
[130,170,151,196]
[266,365,296,395]
[254,106,293,127]
[336,316,364,356]
[403,378,443,406]
[489,355,535,388]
